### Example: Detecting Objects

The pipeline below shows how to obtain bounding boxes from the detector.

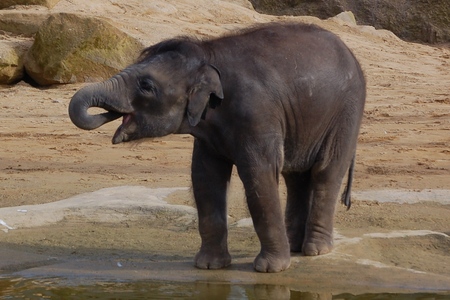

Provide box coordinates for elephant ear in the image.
[187,64,224,126]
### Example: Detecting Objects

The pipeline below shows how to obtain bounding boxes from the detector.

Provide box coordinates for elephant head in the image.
[69,39,224,144]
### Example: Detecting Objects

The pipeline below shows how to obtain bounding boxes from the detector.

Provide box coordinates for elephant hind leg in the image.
[302,156,353,256]
[283,171,313,252]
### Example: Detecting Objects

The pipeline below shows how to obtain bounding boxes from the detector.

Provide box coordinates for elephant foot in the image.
[302,238,333,256]
[253,250,291,273]
[194,249,231,270]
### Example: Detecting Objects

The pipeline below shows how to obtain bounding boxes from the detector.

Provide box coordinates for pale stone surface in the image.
[331,11,357,26]
[0,186,193,229]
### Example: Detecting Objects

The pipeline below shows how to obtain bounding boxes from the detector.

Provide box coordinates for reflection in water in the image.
[0,277,448,299]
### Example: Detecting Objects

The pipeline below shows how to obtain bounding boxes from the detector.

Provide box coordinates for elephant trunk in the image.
[68,75,132,130]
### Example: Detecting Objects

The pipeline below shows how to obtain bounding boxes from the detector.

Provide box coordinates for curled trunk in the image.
[68,76,132,130]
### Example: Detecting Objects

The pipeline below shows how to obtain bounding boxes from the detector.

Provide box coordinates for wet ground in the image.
[1,187,449,297]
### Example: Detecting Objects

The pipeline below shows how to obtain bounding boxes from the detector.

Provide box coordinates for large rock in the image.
[0,0,60,9]
[0,11,49,37]
[24,13,143,86]
[0,39,32,84]
[250,0,450,43]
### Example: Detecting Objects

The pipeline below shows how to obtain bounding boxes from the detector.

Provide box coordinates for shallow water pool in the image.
[1,277,450,300]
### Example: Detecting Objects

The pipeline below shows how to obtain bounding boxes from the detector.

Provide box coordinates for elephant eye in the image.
[139,78,156,94]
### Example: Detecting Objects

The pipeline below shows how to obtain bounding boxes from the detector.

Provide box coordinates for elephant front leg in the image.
[192,140,233,269]
[238,164,291,273]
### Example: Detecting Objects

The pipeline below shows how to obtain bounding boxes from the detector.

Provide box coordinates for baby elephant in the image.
[69,22,366,272]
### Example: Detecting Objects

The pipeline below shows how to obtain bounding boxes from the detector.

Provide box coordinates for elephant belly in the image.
[282,143,317,173]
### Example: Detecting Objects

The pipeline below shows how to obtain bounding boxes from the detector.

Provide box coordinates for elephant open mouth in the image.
[121,113,133,127]
[112,113,136,144]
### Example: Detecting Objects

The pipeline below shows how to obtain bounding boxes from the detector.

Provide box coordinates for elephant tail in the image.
[340,155,355,210]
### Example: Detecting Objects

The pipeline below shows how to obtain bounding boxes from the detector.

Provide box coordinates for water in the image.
[0,277,449,300]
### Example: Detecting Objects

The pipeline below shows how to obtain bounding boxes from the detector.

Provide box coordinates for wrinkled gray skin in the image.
[69,23,366,273]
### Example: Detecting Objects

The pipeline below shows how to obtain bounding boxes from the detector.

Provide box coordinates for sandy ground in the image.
[0,0,449,296]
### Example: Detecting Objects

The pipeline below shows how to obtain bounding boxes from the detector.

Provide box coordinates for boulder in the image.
[0,11,49,37]
[0,0,60,9]
[0,39,32,84]
[250,0,450,43]
[24,13,143,86]
[330,11,357,27]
